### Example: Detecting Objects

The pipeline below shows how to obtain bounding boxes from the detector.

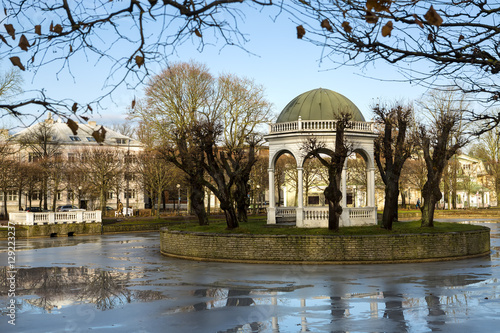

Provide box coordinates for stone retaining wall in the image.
[0,223,102,238]
[160,227,491,264]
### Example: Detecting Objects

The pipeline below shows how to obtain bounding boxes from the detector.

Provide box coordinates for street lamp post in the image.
[256,185,261,213]
[176,184,181,215]
[78,186,82,209]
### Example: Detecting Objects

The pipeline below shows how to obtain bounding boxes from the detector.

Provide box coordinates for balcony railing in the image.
[269,119,374,134]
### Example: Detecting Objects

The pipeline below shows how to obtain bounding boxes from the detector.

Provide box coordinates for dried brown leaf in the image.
[92,126,107,143]
[381,20,393,37]
[365,11,379,24]
[9,56,25,71]
[135,55,144,68]
[296,25,306,39]
[4,24,15,39]
[458,34,464,43]
[81,116,89,122]
[53,24,63,34]
[131,99,136,109]
[19,34,29,51]
[67,119,79,135]
[35,25,41,36]
[87,104,93,112]
[412,14,424,28]
[0,34,10,46]
[366,0,392,13]
[424,5,443,27]
[341,21,352,33]
[320,19,333,32]
[69,44,73,53]
[72,102,78,113]
[194,28,202,38]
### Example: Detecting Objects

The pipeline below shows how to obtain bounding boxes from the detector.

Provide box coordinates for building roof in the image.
[11,114,142,148]
[276,88,365,123]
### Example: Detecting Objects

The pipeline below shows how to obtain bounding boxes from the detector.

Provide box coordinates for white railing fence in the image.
[9,211,102,226]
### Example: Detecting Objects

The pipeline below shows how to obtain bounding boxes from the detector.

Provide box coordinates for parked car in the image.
[56,205,84,212]
[26,207,42,212]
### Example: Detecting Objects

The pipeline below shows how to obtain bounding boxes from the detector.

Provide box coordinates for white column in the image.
[341,167,347,208]
[267,168,276,224]
[367,167,375,207]
[296,167,304,227]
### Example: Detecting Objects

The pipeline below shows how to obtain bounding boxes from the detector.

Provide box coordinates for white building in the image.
[0,114,146,214]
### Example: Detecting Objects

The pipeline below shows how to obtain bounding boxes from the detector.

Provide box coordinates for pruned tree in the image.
[132,61,271,228]
[417,90,469,227]
[287,1,500,129]
[373,103,415,230]
[302,112,353,231]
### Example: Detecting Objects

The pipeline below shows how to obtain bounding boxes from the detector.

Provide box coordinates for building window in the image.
[3,190,18,202]
[116,138,128,144]
[308,196,320,205]
[29,152,42,162]
[108,192,114,199]
[67,190,74,201]
[87,137,96,142]
[69,136,81,141]
[31,191,39,201]
[124,189,136,199]
[56,191,62,200]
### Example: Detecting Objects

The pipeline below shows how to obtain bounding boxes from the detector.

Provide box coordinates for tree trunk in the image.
[2,192,7,217]
[156,187,161,219]
[190,182,208,225]
[223,202,239,229]
[382,180,399,230]
[421,182,441,227]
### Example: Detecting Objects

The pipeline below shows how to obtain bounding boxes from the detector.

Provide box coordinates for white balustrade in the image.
[269,120,374,134]
[276,207,297,217]
[9,211,102,226]
[349,207,375,219]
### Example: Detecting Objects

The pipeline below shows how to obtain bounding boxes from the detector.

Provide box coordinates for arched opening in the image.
[273,150,298,224]
[50,233,58,237]
[68,231,75,237]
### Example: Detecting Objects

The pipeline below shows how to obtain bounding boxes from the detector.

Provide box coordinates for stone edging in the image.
[160,227,491,264]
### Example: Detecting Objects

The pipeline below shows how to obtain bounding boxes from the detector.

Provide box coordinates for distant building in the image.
[0,114,146,214]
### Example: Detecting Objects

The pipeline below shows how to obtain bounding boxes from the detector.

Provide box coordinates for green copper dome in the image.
[276,88,365,123]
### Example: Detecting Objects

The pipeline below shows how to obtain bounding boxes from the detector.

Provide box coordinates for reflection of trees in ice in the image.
[78,270,132,310]
[0,266,165,312]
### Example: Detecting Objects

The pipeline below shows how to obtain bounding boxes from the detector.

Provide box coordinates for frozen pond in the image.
[1,219,499,332]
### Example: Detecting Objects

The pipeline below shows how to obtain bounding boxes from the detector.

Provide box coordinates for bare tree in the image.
[0,1,273,121]
[286,1,500,129]
[137,151,175,219]
[302,113,353,231]
[78,148,123,214]
[17,121,61,210]
[373,103,415,230]
[417,90,469,227]
[132,61,271,228]
[0,142,15,217]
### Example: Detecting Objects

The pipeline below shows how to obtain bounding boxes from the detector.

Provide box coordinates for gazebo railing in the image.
[269,119,374,134]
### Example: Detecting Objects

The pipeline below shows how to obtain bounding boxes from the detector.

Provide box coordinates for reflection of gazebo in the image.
[264,88,378,227]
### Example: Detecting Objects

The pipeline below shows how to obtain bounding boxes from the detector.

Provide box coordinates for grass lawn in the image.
[166,216,485,236]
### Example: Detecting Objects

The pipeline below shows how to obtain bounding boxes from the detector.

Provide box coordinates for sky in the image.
[2,5,431,132]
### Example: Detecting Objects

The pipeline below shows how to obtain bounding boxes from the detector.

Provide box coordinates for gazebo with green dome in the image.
[264,88,378,228]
